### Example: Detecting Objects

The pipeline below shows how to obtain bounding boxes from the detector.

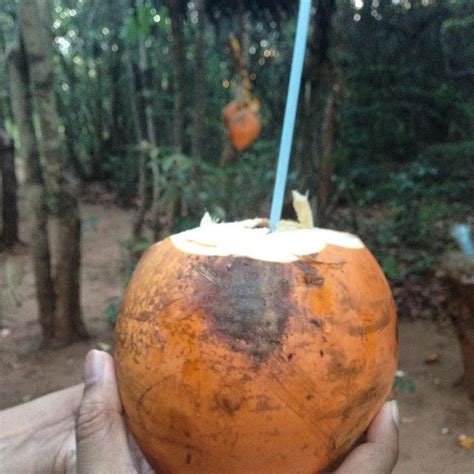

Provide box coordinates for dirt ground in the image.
[1,202,473,473]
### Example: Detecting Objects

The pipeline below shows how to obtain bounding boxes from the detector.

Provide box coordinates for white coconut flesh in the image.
[170,218,364,264]
[169,192,363,263]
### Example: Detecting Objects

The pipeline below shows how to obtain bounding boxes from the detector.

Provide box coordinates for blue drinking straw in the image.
[269,0,312,231]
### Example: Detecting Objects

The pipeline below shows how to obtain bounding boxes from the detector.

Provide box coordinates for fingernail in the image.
[84,350,105,386]
[390,400,400,428]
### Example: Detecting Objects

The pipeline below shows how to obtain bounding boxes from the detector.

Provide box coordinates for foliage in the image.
[105,236,154,327]
[198,140,282,221]
[337,1,469,163]
[105,296,122,326]
[0,0,472,321]
[394,372,417,395]
[348,154,472,279]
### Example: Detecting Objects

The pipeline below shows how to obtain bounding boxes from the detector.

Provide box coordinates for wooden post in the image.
[440,252,474,400]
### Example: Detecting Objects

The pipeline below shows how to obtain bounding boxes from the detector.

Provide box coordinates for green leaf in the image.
[381,256,404,281]
[105,297,122,327]
[394,375,417,394]
[121,17,139,43]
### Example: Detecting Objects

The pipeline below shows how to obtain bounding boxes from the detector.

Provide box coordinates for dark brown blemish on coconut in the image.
[216,395,243,416]
[193,257,294,363]
[295,260,325,287]
[310,318,321,328]
[347,306,391,336]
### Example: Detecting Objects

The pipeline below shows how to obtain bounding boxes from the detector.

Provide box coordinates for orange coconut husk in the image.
[115,196,398,473]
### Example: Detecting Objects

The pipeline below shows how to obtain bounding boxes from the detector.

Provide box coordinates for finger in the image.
[127,431,155,474]
[0,384,83,473]
[76,350,135,474]
[336,400,399,474]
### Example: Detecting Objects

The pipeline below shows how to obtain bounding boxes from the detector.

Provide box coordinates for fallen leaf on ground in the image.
[425,353,440,365]
[458,435,474,450]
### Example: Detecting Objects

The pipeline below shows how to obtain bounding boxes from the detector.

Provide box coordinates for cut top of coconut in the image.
[170,219,364,263]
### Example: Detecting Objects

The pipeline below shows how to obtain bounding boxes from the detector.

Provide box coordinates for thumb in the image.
[76,350,135,474]
[336,400,400,474]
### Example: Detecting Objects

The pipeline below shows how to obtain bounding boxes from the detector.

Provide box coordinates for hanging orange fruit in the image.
[222,99,262,151]
[114,196,398,473]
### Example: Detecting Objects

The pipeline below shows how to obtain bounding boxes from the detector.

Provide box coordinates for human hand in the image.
[0,382,83,472]
[75,350,152,473]
[335,400,399,473]
[0,350,151,474]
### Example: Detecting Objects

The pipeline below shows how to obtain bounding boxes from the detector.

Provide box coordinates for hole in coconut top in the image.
[169,219,364,263]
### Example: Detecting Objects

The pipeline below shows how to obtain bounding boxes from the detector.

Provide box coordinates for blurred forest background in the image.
[0,1,473,470]
[1,0,473,342]
[1,0,473,356]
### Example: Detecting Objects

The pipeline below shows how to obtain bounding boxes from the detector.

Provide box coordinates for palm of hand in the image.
[0,383,151,474]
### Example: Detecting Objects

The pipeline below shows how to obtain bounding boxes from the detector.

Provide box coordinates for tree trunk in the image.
[317,1,351,226]
[318,88,337,226]
[169,0,186,152]
[20,0,86,345]
[192,0,206,167]
[137,0,158,151]
[91,54,105,179]
[440,253,474,401]
[297,0,336,216]
[150,153,163,242]
[106,2,125,157]
[55,52,87,181]
[118,0,148,241]
[54,208,87,341]
[190,0,206,215]
[0,123,19,248]
[219,140,235,167]
[7,39,56,343]
[55,91,84,180]
[297,77,321,191]
[136,0,162,239]
[128,54,148,240]
[128,63,148,241]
